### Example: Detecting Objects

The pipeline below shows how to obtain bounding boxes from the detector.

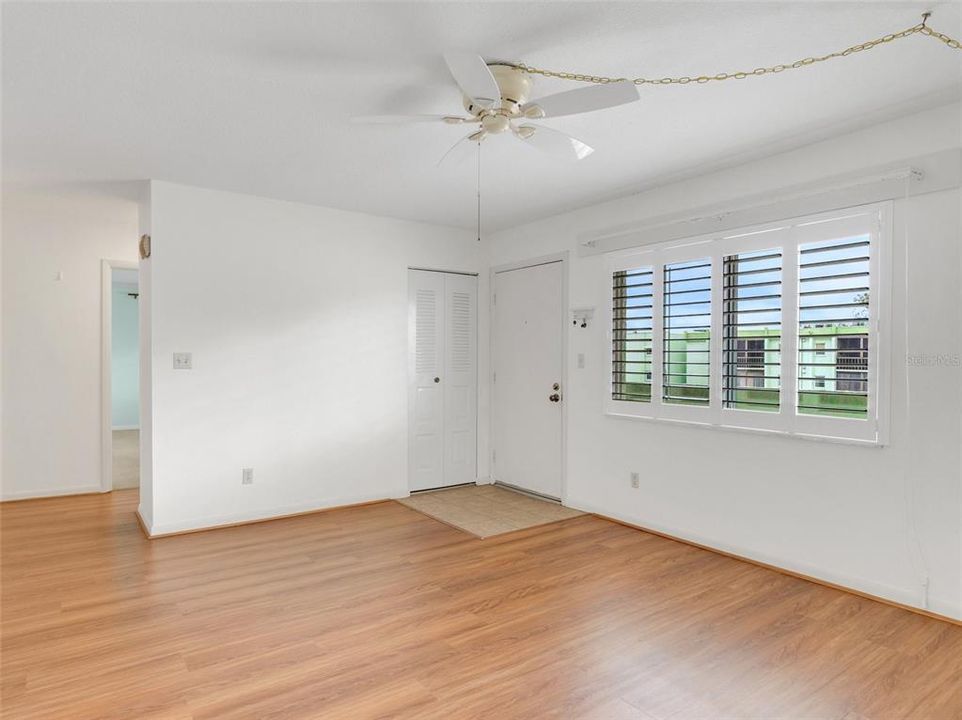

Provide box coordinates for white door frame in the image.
[489,251,569,504]
[101,258,138,492]
[406,267,480,493]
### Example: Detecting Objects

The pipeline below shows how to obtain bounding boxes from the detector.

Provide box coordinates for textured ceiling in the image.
[3,2,961,230]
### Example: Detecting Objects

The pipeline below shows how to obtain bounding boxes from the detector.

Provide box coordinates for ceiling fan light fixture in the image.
[468,129,487,142]
[522,105,546,119]
[515,125,536,140]
[480,114,511,134]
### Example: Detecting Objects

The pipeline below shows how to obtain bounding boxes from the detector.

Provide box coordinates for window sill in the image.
[604,409,885,448]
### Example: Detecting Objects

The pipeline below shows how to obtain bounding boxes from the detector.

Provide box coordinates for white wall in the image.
[144,181,486,534]
[488,102,962,620]
[2,187,139,499]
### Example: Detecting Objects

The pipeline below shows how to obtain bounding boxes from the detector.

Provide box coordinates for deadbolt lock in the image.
[552,382,560,391]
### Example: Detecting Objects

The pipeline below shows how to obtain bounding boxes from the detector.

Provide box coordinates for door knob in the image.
[549,393,561,402]
[434,377,440,383]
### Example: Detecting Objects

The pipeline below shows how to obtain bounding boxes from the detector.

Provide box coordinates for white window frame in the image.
[605,201,892,446]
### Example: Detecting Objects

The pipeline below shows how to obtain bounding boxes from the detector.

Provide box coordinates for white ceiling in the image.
[3,2,960,231]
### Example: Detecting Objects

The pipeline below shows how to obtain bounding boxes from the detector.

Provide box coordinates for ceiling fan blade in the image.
[443,52,501,108]
[437,132,482,167]
[515,125,594,161]
[352,114,468,124]
[521,80,639,119]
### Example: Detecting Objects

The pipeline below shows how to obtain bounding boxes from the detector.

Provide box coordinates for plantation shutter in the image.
[663,258,711,406]
[722,249,782,411]
[612,266,654,402]
[797,236,870,418]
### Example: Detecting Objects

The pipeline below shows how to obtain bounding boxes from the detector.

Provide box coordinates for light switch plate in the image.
[173,352,192,370]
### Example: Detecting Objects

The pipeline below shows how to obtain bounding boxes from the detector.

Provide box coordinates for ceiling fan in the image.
[355,53,640,164]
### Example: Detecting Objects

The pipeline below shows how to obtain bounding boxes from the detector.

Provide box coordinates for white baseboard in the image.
[928,595,962,622]
[565,496,958,620]
[1,485,104,502]
[146,491,394,537]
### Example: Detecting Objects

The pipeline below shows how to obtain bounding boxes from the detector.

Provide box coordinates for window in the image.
[723,250,781,412]
[611,266,653,402]
[836,335,869,394]
[607,203,889,444]
[663,259,711,406]
[735,339,766,370]
[797,237,870,418]
[837,371,867,393]
[838,336,869,368]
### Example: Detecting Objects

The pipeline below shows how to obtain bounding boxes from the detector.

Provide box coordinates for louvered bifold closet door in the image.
[408,270,445,491]
[442,274,478,487]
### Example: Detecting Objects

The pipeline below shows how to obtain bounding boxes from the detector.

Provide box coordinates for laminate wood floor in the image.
[2,490,960,719]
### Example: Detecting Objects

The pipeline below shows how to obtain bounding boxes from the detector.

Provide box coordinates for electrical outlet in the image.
[630,472,640,489]
[242,468,254,485]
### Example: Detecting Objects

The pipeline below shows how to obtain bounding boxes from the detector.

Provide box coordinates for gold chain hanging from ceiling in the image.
[517,17,961,87]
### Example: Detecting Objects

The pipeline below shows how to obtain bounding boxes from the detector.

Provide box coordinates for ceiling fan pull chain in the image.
[519,15,960,88]
[477,141,481,242]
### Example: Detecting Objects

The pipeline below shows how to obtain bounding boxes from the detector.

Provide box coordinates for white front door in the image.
[408,270,477,492]
[492,260,564,499]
